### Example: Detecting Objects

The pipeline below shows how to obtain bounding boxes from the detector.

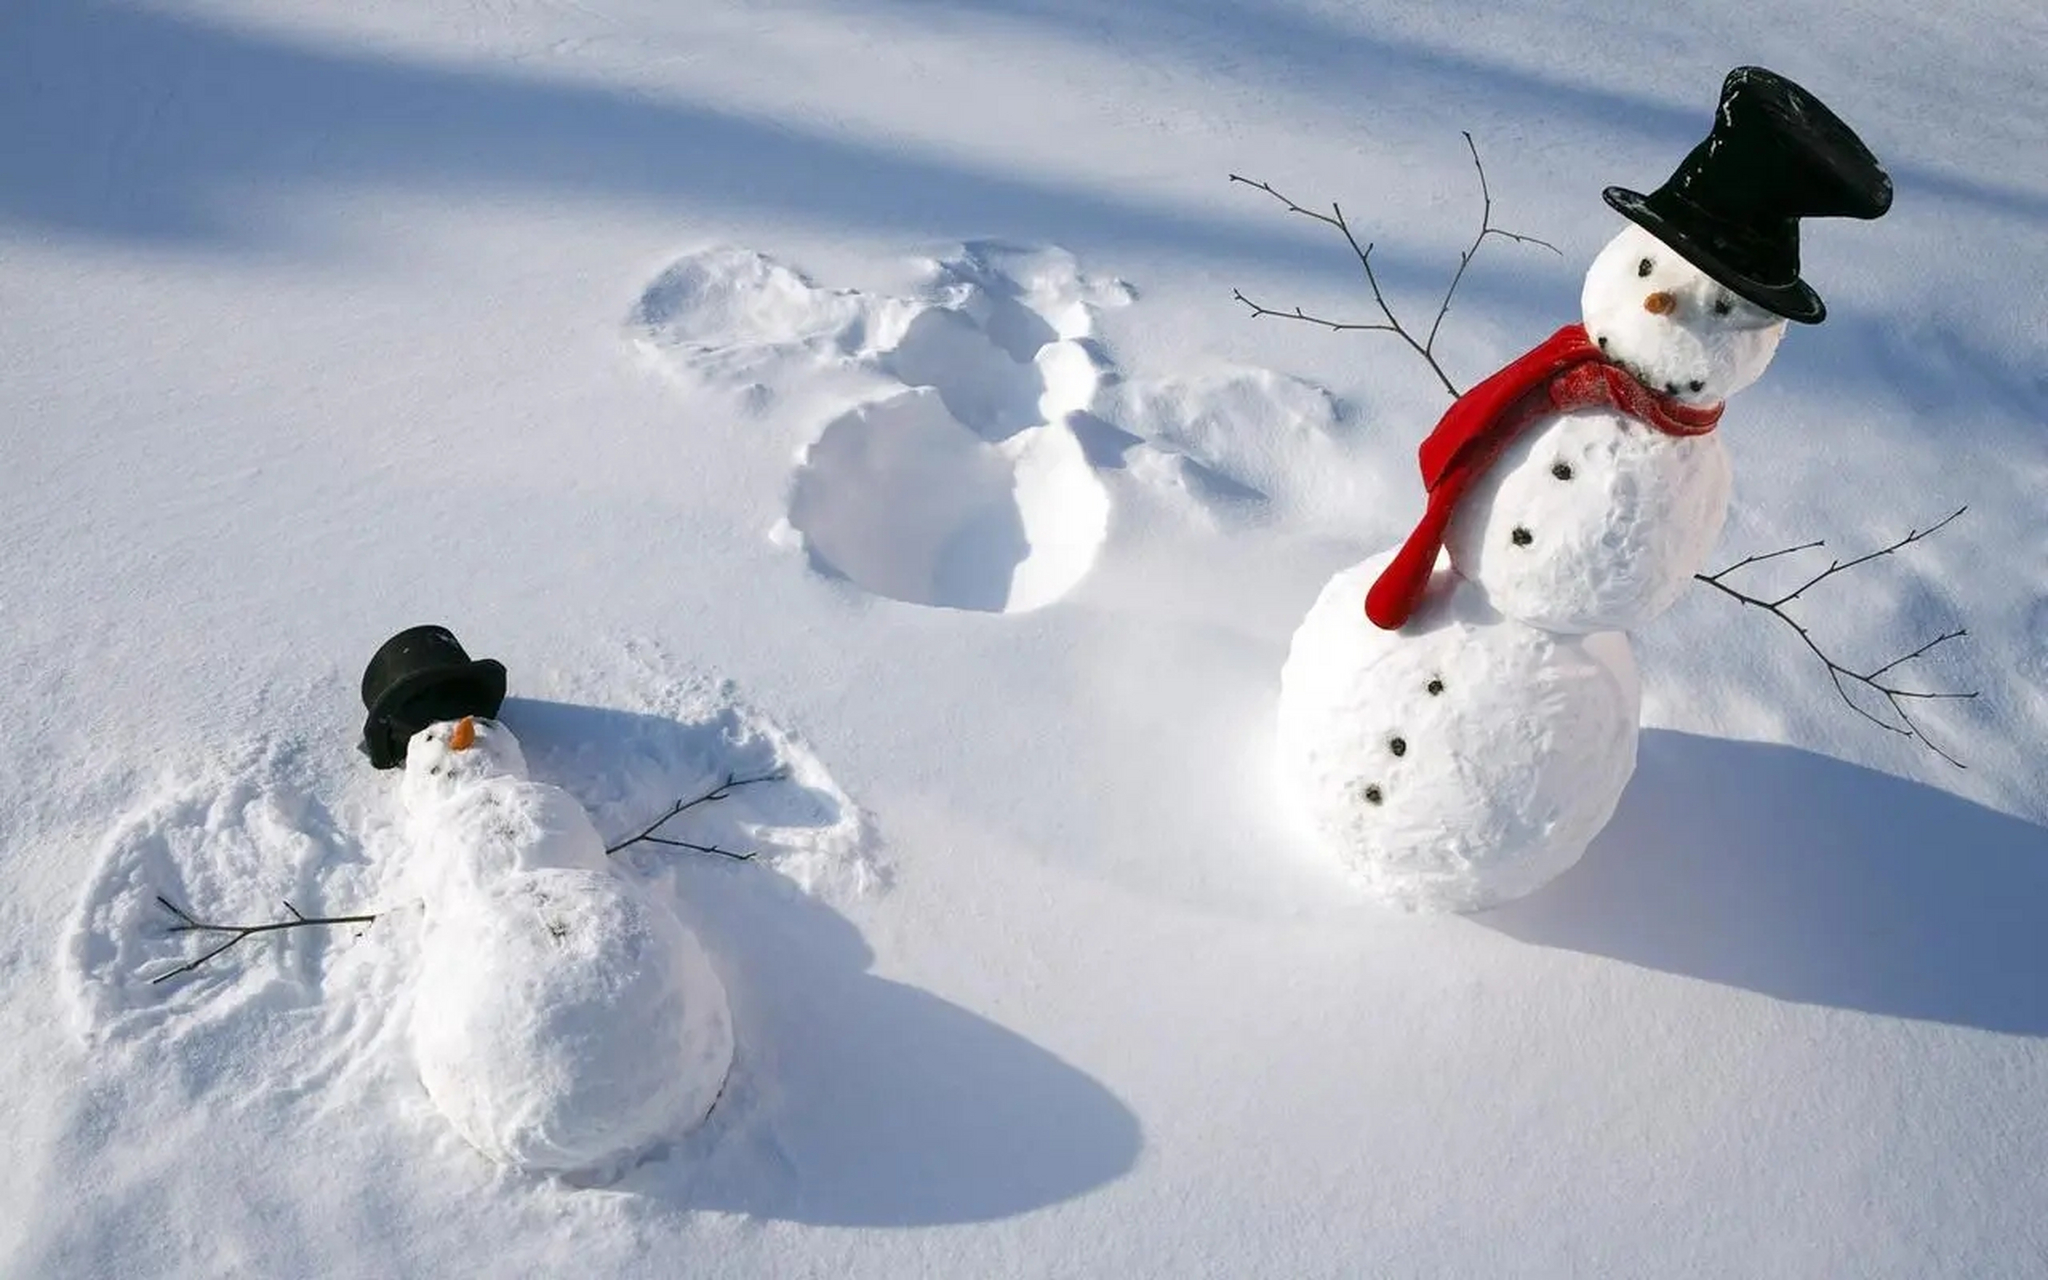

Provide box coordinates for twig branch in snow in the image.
[1693,507,1978,767]
[603,769,788,861]
[1229,132,1559,398]
[150,896,379,984]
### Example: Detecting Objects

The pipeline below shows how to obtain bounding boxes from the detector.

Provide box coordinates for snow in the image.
[1277,552,1641,910]
[1444,408,1733,633]
[412,865,733,1179]
[6,0,2048,1274]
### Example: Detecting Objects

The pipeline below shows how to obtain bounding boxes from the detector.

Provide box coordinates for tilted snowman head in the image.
[401,715,530,813]
[1582,222,1788,407]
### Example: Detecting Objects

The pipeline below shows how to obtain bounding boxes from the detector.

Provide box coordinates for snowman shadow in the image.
[1482,729,2048,1036]
[494,697,1143,1223]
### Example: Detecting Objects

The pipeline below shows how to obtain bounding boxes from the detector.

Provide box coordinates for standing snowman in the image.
[360,628,734,1178]
[1277,67,1892,911]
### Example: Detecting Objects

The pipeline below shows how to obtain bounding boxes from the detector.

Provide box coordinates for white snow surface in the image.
[1278,553,1641,911]
[8,0,2048,1275]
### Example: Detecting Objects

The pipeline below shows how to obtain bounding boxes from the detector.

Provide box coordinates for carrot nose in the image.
[1643,291,1677,315]
[449,716,477,751]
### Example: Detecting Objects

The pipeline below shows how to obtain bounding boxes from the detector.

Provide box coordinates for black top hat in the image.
[358,625,507,769]
[1603,66,1892,324]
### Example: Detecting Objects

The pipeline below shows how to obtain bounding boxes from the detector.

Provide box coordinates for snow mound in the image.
[629,246,910,382]
[1105,366,1373,526]
[1276,552,1641,911]
[788,388,1109,613]
[632,240,1375,614]
[786,246,1120,612]
[411,866,734,1181]
[636,242,1137,612]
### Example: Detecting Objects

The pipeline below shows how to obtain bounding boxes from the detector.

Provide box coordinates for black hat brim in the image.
[1603,187,1827,324]
[359,659,507,768]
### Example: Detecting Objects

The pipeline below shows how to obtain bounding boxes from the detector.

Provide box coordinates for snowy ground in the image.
[5,0,2047,1275]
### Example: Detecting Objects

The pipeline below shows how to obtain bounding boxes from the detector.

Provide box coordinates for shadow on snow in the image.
[1484,728,2048,1038]
[501,696,1144,1225]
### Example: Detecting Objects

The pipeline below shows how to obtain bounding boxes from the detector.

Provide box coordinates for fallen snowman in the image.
[358,625,734,1178]
[1277,67,1893,911]
[401,712,735,1178]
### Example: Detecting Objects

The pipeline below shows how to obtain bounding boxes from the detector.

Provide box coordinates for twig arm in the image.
[603,769,787,860]
[1693,509,1976,767]
[150,895,379,984]
[1230,136,1554,402]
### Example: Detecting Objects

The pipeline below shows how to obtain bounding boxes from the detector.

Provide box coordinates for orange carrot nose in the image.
[449,716,477,751]
[1643,291,1677,315]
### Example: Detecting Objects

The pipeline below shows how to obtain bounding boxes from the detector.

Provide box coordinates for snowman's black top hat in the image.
[358,625,507,769]
[1603,66,1891,324]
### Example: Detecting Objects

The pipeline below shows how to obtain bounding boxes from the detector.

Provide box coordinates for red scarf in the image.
[1362,323,1723,630]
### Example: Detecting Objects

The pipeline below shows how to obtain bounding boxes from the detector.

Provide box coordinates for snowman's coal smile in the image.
[1593,333,1707,400]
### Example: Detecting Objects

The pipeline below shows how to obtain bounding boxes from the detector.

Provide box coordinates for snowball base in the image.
[411,868,736,1179]
[1276,553,1641,912]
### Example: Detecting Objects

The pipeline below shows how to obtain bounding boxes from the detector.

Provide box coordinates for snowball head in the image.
[402,717,530,815]
[1581,222,1787,406]
[1276,552,1641,912]
[1444,408,1732,632]
[411,868,735,1178]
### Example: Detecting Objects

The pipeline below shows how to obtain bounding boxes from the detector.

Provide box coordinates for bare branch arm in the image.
[604,769,787,860]
[1230,137,1554,401]
[1423,132,1561,356]
[1694,510,1977,766]
[150,896,379,984]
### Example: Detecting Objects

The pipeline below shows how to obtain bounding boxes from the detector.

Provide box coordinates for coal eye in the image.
[1636,257,1654,278]
[1712,297,1733,316]
[1687,379,1705,393]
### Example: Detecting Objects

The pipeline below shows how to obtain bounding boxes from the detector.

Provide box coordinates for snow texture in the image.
[1277,553,1640,911]
[1444,408,1733,634]
[639,243,1125,613]
[400,717,733,1178]
[411,867,733,1179]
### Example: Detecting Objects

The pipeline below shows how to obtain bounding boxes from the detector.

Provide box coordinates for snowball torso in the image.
[1276,554,1640,911]
[411,869,734,1178]
[405,774,610,906]
[1444,409,1731,632]
[401,719,734,1177]
[1447,222,1785,633]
